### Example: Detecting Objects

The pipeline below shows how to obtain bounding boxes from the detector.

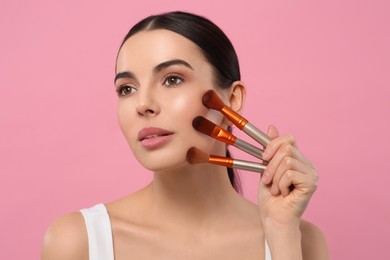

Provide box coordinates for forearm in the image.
[263,220,302,260]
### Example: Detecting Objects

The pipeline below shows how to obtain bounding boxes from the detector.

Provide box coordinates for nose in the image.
[136,88,160,117]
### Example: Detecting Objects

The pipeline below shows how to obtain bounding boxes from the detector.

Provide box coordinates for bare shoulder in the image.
[41,211,88,260]
[300,219,329,260]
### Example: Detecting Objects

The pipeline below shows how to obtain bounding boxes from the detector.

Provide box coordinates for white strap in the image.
[80,204,114,260]
[80,204,270,260]
[265,239,272,260]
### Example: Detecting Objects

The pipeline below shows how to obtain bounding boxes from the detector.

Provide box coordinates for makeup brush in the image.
[202,90,271,147]
[186,147,266,173]
[192,116,265,160]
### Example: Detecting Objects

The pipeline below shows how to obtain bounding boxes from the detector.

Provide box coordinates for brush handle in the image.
[232,159,266,173]
[243,122,272,147]
[234,138,265,160]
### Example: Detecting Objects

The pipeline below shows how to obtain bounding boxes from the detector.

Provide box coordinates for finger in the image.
[278,170,304,197]
[279,169,318,198]
[264,134,315,169]
[267,124,280,140]
[271,156,315,196]
[263,133,295,160]
[262,142,304,185]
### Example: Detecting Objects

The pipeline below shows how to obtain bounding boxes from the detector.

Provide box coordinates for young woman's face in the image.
[115,29,228,172]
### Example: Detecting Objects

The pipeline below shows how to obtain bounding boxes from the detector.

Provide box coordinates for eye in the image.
[116,85,137,96]
[163,75,184,86]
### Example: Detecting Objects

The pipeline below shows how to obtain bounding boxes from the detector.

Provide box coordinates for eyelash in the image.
[116,74,184,97]
[163,74,184,86]
[116,85,137,97]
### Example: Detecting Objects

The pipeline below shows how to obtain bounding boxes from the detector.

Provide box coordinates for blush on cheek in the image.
[169,92,224,126]
[171,93,203,111]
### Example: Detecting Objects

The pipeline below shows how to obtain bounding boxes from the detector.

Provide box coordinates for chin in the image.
[132,145,189,172]
[138,155,189,173]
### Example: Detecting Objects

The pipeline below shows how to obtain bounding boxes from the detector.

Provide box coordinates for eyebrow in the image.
[153,59,193,74]
[114,59,193,84]
[114,71,136,84]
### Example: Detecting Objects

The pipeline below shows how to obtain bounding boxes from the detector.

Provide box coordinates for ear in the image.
[222,81,246,126]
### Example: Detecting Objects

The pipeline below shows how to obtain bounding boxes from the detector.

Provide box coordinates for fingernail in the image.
[262,171,270,184]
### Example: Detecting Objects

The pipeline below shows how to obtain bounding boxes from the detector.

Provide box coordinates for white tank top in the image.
[81,204,272,260]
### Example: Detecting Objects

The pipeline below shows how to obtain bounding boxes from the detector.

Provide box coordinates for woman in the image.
[42,11,328,259]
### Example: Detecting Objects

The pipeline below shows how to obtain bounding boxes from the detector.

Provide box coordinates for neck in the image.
[148,162,240,227]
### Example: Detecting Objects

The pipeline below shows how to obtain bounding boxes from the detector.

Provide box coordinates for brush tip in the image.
[192,116,216,135]
[186,147,209,164]
[192,116,204,129]
[202,90,225,110]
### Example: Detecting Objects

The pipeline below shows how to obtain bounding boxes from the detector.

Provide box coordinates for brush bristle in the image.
[192,116,216,135]
[186,147,209,164]
[202,90,225,111]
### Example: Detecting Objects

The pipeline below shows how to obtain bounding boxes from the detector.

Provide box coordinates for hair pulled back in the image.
[119,11,242,193]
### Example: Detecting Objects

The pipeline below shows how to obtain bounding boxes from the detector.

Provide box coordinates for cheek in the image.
[168,90,223,126]
[168,95,224,158]
[165,90,225,158]
[118,103,128,130]
[117,101,137,140]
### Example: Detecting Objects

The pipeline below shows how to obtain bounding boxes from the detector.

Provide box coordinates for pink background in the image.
[1,0,389,259]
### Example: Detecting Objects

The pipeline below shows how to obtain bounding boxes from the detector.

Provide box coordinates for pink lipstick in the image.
[138,127,174,149]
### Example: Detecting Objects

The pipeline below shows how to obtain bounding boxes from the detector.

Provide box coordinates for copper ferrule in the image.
[221,107,248,129]
[208,155,266,173]
[211,126,236,145]
[209,155,234,168]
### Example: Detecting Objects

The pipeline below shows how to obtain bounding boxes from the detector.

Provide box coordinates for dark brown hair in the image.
[119,11,242,193]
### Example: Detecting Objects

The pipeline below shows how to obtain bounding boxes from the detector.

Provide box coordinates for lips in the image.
[138,127,174,149]
[138,127,174,141]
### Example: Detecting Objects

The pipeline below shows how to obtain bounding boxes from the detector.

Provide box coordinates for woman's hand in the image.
[258,125,319,226]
